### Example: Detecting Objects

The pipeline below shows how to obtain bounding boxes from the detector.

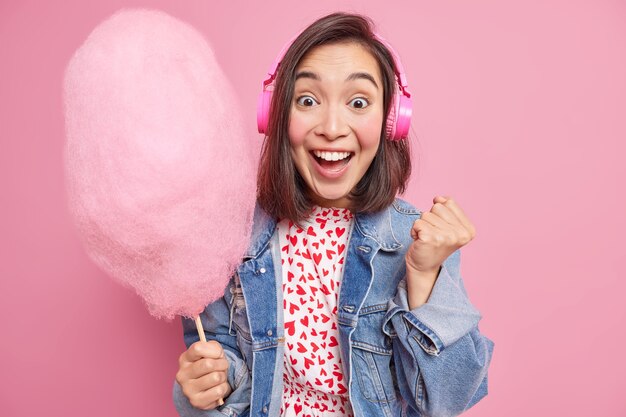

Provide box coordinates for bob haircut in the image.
[257,12,412,222]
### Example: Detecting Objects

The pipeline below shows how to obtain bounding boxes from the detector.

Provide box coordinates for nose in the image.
[314,104,349,141]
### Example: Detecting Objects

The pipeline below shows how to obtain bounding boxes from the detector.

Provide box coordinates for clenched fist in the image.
[176,340,232,410]
[405,196,476,309]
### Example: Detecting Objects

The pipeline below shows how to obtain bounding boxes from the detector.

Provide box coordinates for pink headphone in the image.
[257,33,412,141]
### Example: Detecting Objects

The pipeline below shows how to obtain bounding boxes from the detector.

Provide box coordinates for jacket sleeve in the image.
[382,250,494,417]
[173,277,251,417]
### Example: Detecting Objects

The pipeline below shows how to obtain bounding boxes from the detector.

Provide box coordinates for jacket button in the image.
[267,329,273,336]
[258,267,266,274]
[262,406,268,413]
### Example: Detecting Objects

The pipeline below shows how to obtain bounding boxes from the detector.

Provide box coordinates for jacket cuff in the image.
[383,252,482,355]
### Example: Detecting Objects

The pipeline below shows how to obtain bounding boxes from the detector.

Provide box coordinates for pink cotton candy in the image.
[63,9,256,320]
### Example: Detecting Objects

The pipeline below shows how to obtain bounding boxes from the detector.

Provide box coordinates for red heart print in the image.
[285,320,295,336]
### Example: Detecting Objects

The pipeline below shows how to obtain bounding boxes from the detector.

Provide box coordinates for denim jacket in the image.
[173,199,494,417]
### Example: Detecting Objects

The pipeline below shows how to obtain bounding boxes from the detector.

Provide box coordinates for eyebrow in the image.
[295,71,379,89]
[346,72,379,89]
[295,71,320,81]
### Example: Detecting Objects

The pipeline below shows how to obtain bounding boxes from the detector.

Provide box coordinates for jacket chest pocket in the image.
[350,305,397,404]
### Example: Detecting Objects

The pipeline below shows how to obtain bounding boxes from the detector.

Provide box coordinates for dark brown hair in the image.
[257,12,411,222]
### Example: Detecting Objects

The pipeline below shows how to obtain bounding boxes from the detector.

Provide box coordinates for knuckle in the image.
[207,340,223,354]
[190,342,203,356]
[212,372,222,384]
[189,397,204,409]
[175,370,184,385]
[182,385,194,400]
[202,359,215,373]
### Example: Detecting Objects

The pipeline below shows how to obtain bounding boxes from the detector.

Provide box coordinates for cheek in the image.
[355,113,384,150]
[288,110,308,148]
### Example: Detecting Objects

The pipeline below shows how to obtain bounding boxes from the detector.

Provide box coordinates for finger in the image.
[419,210,451,231]
[437,197,476,236]
[192,369,228,391]
[193,382,232,410]
[188,357,229,379]
[185,341,225,362]
[430,202,462,226]
[410,218,435,240]
[433,195,448,204]
[414,214,460,247]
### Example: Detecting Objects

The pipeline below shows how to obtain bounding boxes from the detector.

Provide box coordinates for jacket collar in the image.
[245,203,404,259]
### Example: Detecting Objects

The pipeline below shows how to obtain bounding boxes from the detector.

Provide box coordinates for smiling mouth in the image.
[311,150,353,172]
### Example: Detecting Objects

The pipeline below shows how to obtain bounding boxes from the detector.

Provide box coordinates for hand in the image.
[176,340,232,410]
[405,196,476,308]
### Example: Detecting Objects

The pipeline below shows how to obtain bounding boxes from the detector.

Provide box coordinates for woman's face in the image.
[288,41,384,208]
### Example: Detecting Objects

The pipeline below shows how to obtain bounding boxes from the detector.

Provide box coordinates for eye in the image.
[296,95,318,107]
[349,97,369,109]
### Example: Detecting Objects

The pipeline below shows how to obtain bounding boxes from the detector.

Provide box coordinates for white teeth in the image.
[313,150,351,161]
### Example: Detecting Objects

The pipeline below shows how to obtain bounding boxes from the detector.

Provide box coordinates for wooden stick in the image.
[194,316,224,406]
[194,316,207,342]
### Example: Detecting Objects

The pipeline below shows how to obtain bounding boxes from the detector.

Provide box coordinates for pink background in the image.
[1,0,625,416]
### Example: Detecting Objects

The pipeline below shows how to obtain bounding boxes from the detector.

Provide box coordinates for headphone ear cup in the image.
[393,94,412,140]
[385,92,400,140]
[257,89,273,134]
